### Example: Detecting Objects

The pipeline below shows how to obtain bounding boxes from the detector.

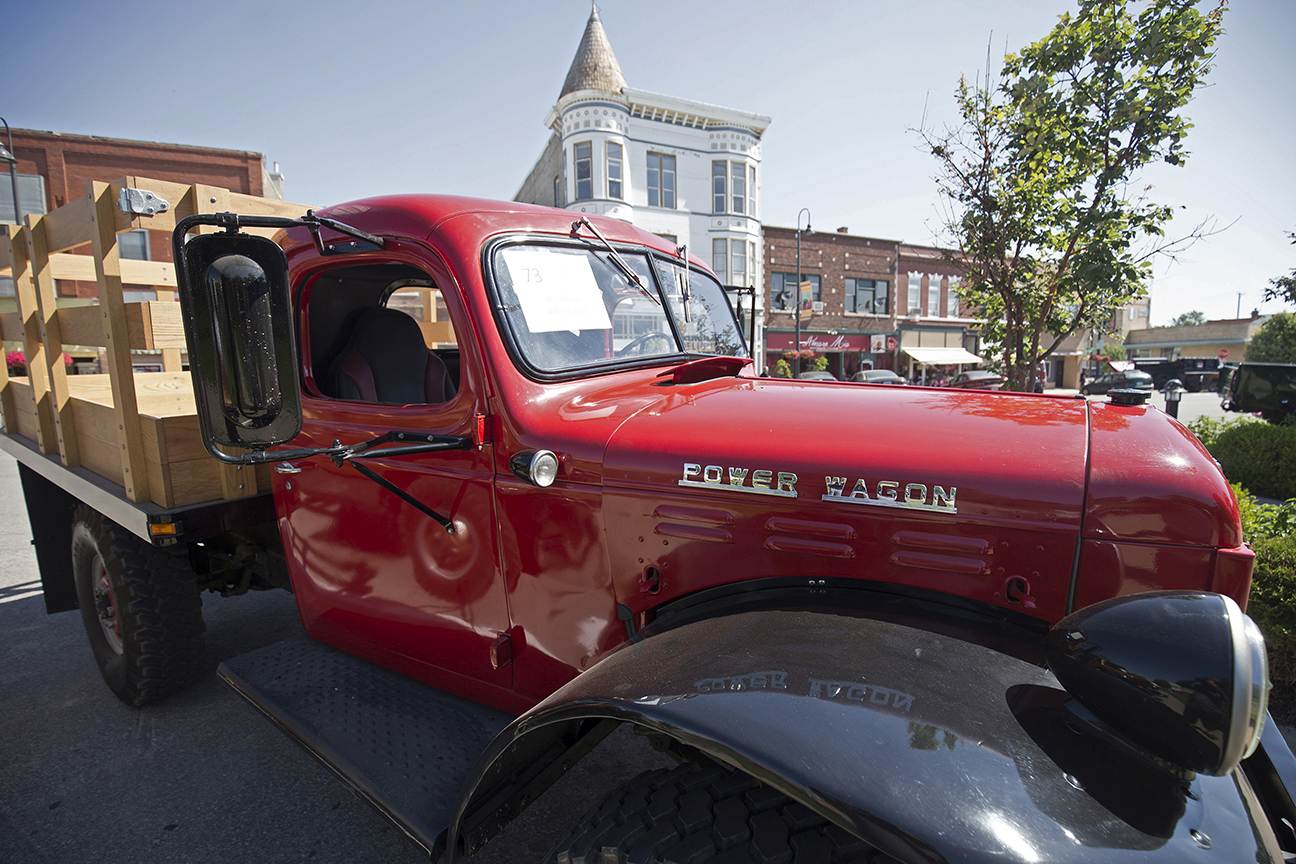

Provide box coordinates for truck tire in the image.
[70,506,206,706]
[547,758,888,864]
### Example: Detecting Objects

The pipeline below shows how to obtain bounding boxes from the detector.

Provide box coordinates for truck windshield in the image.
[492,243,745,373]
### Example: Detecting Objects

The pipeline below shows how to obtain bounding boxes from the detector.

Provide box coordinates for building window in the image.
[647,152,676,208]
[573,142,593,201]
[731,162,746,215]
[845,278,889,315]
[711,161,752,215]
[731,239,746,285]
[1,173,47,225]
[770,272,821,311]
[927,275,941,316]
[606,141,623,199]
[553,175,562,207]
[712,238,728,283]
[907,272,922,315]
[119,229,149,261]
[948,277,960,317]
[748,240,757,286]
[712,161,726,213]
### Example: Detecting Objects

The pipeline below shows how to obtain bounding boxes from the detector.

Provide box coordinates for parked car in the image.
[1081,370,1155,396]
[947,370,1005,390]
[796,370,838,381]
[1132,357,1221,392]
[850,368,906,385]
[1223,362,1296,423]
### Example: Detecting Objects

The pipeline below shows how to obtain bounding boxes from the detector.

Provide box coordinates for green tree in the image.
[1266,232,1296,306]
[1249,312,1296,363]
[1103,341,1127,360]
[920,0,1226,391]
[1171,310,1207,327]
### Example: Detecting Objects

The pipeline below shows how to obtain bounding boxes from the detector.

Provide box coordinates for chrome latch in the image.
[117,187,170,217]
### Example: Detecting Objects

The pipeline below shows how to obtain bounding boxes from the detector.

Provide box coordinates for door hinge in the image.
[490,632,513,670]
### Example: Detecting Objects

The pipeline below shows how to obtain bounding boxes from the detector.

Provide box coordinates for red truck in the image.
[6,193,1294,863]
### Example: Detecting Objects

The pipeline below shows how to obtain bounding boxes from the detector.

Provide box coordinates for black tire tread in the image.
[73,506,205,705]
[549,759,893,864]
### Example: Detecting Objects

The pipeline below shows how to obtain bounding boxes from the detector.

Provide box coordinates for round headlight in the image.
[1225,596,1270,763]
[1047,591,1271,776]
[510,449,559,488]
[531,450,559,487]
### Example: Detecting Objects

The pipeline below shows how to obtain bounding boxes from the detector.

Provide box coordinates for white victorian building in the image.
[515,6,772,367]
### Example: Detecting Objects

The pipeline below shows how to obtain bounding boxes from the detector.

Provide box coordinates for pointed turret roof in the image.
[559,5,626,99]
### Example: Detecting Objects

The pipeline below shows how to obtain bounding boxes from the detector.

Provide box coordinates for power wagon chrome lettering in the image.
[822,476,958,514]
[678,463,798,498]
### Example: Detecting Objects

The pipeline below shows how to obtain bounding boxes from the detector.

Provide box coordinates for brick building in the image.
[762,226,980,379]
[1,128,282,302]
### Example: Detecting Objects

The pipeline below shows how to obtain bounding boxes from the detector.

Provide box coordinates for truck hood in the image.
[601,378,1090,620]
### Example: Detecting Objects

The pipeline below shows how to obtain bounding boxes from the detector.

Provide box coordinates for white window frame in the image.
[606,141,623,200]
[573,141,593,201]
[845,278,889,316]
[948,277,960,317]
[730,162,746,215]
[712,238,729,283]
[907,272,922,316]
[712,161,727,214]
[926,275,941,317]
[731,238,746,284]
[647,152,676,209]
[748,165,757,216]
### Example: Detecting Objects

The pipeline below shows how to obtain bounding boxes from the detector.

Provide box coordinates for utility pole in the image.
[794,208,811,376]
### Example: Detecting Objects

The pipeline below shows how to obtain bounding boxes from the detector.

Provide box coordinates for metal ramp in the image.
[218,639,512,857]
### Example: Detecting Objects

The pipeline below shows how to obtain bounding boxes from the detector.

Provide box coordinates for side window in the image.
[387,285,458,350]
[306,265,462,406]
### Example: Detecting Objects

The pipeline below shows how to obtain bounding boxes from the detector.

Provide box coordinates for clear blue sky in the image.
[4,0,1291,324]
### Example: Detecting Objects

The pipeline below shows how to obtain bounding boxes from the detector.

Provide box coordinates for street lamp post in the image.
[794,208,811,376]
[0,118,20,229]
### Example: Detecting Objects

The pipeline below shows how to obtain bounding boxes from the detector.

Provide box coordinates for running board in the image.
[218,639,511,857]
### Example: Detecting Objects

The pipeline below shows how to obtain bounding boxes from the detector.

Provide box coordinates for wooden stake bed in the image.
[0,176,307,512]
[6,373,268,507]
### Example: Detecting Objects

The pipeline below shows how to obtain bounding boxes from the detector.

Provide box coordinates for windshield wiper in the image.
[570,217,661,306]
[675,243,692,323]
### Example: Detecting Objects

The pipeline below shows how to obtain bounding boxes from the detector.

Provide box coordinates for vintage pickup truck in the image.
[5,190,1295,863]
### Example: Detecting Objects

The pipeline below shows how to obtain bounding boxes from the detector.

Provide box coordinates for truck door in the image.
[272,256,513,698]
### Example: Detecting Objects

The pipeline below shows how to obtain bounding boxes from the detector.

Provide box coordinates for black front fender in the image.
[449,609,1283,863]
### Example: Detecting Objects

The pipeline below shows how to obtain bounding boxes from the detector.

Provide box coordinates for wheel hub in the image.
[91,557,124,655]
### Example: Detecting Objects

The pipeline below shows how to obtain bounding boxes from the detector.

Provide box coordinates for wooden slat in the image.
[20,253,178,288]
[0,230,14,432]
[0,230,10,276]
[90,180,150,503]
[42,193,96,254]
[11,223,57,453]
[27,213,80,467]
[120,176,310,234]
[55,300,186,350]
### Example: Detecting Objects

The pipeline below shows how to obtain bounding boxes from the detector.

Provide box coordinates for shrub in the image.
[1233,485,1296,688]
[771,358,791,378]
[1247,535,1296,688]
[1212,421,1296,501]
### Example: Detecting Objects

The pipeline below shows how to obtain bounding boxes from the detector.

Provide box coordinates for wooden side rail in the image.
[2,175,310,506]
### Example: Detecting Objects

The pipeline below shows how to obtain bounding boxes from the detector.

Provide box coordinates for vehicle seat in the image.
[327,306,457,404]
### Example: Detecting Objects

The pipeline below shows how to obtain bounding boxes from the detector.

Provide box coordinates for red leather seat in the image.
[327,307,456,404]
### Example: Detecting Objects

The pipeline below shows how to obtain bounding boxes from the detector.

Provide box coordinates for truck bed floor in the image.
[218,639,511,857]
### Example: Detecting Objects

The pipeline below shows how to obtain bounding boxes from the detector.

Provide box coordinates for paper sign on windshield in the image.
[503,248,612,334]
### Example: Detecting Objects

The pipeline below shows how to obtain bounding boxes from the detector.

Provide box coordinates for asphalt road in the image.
[0,453,668,864]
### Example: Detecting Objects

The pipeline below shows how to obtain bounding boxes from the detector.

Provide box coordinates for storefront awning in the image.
[902,346,984,366]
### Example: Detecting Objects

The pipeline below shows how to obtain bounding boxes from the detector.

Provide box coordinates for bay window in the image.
[606,141,623,199]
[573,141,592,201]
